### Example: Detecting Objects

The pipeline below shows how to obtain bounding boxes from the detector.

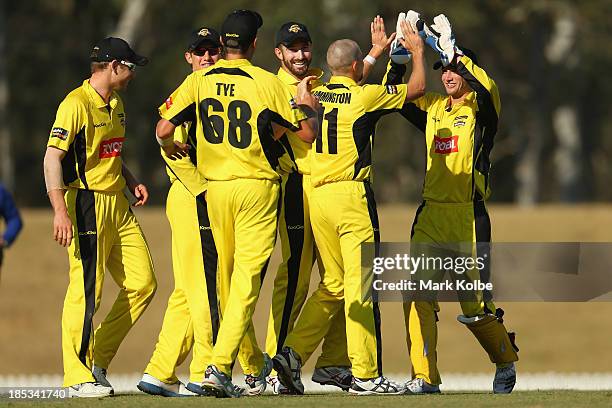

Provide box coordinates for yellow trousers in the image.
[266,173,349,369]
[285,181,381,379]
[207,179,279,376]
[62,189,156,387]
[144,181,220,384]
[405,200,499,385]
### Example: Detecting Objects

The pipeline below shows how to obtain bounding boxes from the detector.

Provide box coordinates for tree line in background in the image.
[2,0,611,206]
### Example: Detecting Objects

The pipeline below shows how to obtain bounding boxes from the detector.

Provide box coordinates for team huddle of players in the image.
[43,8,519,398]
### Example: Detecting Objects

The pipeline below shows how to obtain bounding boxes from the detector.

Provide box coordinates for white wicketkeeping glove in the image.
[395,12,407,40]
[429,14,458,66]
[390,12,411,64]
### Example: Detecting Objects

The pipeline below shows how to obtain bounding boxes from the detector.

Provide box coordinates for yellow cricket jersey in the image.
[276,67,323,175]
[158,91,207,197]
[311,76,408,187]
[384,55,501,202]
[161,59,306,181]
[48,80,127,192]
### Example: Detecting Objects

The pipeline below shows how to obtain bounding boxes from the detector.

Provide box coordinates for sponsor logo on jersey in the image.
[51,127,69,140]
[165,97,173,110]
[93,122,107,128]
[118,113,126,127]
[454,115,468,127]
[434,135,459,154]
[287,225,305,230]
[78,230,97,236]
[199,225,212,230]
[99,137,125,158]
[386,85,398,95]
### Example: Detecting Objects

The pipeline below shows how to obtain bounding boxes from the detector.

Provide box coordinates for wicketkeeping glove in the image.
[429,14,459,66]
[390,12,411,64]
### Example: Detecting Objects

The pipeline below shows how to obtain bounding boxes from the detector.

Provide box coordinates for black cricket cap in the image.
[187,27,221,51]
[275,22,312,47]
[433,46,478,70]
[221,9,263,48]
[90,37,148,66]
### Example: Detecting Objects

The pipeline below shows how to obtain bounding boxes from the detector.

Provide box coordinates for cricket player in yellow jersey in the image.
[384,13,519,394]
[155,10,319,398]
[265,21,351,394]
[273,19,426,395]
[43,38,156,398]
[137,27,222,398]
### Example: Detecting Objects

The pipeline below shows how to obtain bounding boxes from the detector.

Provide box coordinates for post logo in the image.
[434,135,459,154]
[99,137,125,158]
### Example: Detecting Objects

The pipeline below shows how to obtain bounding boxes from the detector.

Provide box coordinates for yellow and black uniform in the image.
[284,76,408,379]
[265,68,350,370]
[161,58,305,376]
[144,94,220,384]
[384,55,518,386]
[49,79,157,387]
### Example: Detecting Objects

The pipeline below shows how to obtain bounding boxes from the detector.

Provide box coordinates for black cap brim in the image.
[278,33,311,47]
[131,54,149,66]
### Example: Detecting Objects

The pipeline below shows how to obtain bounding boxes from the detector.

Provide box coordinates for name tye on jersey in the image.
[434,135,459,154]
[99,137,125,159]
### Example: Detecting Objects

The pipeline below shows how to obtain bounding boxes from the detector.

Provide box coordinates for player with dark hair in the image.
[273,19,426,396]
[138,27,222,397]
[155,9,319,398]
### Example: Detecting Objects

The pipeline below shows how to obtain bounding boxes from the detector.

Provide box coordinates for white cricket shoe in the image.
[312,366,352,391]
[243,353,272,396]
[69,382,113,398]
[349,376,405,395]
[137,373,197,397]
[267,376,294,395]
[493,363,516,394]
[403,377,441,394]
[272,347,304,395]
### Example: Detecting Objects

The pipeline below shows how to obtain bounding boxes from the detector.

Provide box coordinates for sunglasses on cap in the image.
[120,60,136,71]
[191,47,220,57]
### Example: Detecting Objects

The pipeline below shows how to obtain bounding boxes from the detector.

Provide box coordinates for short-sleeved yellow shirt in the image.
[48,80,126,192]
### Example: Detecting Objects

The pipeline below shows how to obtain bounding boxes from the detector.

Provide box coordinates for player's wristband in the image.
[364,55,377,65]
[156,134,174,148]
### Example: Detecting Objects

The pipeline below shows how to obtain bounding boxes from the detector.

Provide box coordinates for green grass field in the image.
[1,392,611,408]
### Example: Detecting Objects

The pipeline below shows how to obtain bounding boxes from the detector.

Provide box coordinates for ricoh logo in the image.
[99,137,125,159]
[434,135,459,154]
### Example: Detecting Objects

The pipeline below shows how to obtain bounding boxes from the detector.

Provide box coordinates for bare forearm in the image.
[47,189,68,215]
[405,51,426,101]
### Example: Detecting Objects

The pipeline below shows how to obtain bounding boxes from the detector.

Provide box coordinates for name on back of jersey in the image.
[313,90,352,104]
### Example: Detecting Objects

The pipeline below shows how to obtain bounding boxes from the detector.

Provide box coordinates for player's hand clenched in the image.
[53,209,73,247]
[132,184,149,207]
[296,75,321,111]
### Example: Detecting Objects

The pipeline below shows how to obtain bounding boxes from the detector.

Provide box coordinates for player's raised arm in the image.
[360,15,396,84]
[397,19,426,102]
